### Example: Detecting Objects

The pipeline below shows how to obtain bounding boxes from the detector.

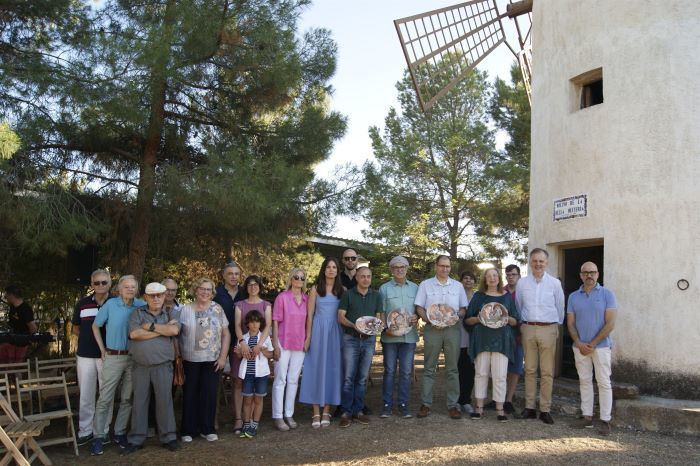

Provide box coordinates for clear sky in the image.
[298,0,521,240]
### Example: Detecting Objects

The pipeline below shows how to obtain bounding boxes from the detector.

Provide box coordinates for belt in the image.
[343,327,371,339]
[106,349,128,355]
[522,321,557,326]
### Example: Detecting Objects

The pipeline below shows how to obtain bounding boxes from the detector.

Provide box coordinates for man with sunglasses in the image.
[71,269,114,446]
[567,262,617,436]
[340,249,359,290]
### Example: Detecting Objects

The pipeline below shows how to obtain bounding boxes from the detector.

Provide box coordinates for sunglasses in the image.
[92,281,109,286]
[343,256,357,261]
[292,275,306,281]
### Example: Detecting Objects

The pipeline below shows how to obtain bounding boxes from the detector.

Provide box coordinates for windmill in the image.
[394,0,533,111]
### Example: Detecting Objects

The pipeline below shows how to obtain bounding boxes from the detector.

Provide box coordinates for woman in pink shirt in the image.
[271,268,308,431]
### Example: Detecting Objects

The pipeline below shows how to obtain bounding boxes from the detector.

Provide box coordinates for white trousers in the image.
[474,352,508,403]
[272,347,305,419]
[76,355,113,437]
[573,346,613,422]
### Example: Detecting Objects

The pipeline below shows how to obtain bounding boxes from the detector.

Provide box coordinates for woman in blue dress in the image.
[299,257,344,428]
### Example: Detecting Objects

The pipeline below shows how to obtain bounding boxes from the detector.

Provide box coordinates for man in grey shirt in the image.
[123,283,181,454]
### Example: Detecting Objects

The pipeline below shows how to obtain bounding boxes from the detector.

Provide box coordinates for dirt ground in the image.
[44,350,700,466]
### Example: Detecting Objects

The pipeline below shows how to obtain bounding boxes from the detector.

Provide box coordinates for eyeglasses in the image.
[92,281,109,286]
[246,283,260,288]
[437,264,451,268]
[148,293,165,299]
[166,288,177,292]
[197,287,213,292]
[580,271,598,276]
[292,275,306,281]
[343,256,357,261]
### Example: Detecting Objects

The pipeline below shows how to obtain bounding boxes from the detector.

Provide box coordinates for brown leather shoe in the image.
[352,414,370,425]
[539,411,554,424]
[338,415,352,428]
[597,421,611,436]
[448,407,462,419]
[416,405,431,418]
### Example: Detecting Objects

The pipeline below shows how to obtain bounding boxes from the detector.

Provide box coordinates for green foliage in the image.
[1,0,347,278]
[360,63,499,260]
[0,122,21,159]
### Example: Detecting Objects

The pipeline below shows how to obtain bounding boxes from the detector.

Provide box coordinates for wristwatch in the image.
[149,322,156,332]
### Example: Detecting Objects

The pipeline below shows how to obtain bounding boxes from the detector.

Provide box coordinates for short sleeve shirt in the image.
[379,279,419,344]
[414,276,469,316]
[128,307,179,366]
[94,297,146,351]
[338,287,383,323]
[72,295,111,358]
[176,302,229,362]
[567,284,618,348]
[8,302,34,347]
[213,284,244,336]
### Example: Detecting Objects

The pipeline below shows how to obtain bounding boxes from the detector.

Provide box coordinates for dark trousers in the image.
[457,347,475,405]
[181,360,219,436]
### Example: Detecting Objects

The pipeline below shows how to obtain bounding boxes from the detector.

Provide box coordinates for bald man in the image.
[566,261,617,436]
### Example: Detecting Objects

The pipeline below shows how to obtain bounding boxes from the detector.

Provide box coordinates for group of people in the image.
[2,245,617,457]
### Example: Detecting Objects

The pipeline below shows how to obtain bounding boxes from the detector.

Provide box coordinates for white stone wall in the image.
[529,1,700,376]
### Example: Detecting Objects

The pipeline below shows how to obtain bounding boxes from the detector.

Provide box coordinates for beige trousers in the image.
[522,323,559,412]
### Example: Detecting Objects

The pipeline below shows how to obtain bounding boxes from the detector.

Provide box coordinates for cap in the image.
[144,282,167,295]
[389,256,409,268]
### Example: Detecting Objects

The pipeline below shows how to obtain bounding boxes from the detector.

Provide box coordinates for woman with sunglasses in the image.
[231,275,272,434]
[299,257,344,428]
[271,268,308,431]
[176,277,230,442]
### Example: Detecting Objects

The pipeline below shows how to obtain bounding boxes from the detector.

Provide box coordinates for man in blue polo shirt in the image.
[566,261,617,436]
[71,269,114,445]
[337,266,383,428]
[91,275,145,455]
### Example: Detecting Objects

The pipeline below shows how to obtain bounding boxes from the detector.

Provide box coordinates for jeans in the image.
[341,333,375,416]
[382,342,416,408]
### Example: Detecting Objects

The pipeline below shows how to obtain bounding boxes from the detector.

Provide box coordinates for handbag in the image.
[173,354,185,386]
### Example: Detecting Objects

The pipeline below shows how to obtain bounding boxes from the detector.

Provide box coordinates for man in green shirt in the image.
[337,267,383,427]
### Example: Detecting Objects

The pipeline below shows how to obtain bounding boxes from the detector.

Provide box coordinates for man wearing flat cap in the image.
[379,256,419,419]
[123,283,181,454]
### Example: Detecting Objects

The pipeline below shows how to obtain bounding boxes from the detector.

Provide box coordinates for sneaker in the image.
[416,404,431,418]
[503,401,515,414]
[240,423,250,438]
[121,443,143,456]
[244,424,258,438]
[353,413,370,425]
[597,421,612,436]
[338,414,352,428]
[399,404,412,419]
[162,440,181,451]
[539,411,555,425]
[102,435,111,445]
[147,427,156,438]
[572,418,594,429]
[274,418,290,431]
[200,433,218,442]
[77,433,93,446]
[113,433,128,449]
[284,417,298,429]
[181,435,193,443]
[380,405,392,418]
[460,404,473,414]
[521,408,537,419]
[91,438,104,456]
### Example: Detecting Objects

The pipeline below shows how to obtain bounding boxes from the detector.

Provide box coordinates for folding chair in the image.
[33,358,78,412]
[16,374,78,456]
[0,392,51,465]
[0,362,32,413]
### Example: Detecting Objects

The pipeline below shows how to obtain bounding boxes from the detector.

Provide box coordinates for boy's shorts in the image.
[241,374,268,397]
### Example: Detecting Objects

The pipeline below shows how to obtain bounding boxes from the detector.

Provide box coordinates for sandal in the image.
[233,418,243,435]
[321,413,331,427]
[470,406,483,420]
[311,414,321,429]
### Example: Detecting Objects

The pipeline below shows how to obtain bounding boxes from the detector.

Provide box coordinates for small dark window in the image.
[581,79,603,109]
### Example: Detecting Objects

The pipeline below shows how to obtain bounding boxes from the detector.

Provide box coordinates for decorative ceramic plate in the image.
[478,302,509,329]
[426,303,459,328]
[387,309,412,336]
[355,316,384,335]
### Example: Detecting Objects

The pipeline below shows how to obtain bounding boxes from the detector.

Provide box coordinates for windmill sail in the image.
[395,0,533,110]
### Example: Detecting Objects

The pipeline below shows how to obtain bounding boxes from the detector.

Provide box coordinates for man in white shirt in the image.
[515,248,565,425]
[414,255,469,420]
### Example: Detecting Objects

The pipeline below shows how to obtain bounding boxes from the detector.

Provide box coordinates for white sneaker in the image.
[200,433,218,442]
[181,435,192,443]
[461,404,473,414]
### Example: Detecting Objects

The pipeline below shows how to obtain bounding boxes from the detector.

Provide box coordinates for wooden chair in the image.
[16,374,78,456]
[0,362,32,412]
[0,392,51,465]
[32,358,78,412]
